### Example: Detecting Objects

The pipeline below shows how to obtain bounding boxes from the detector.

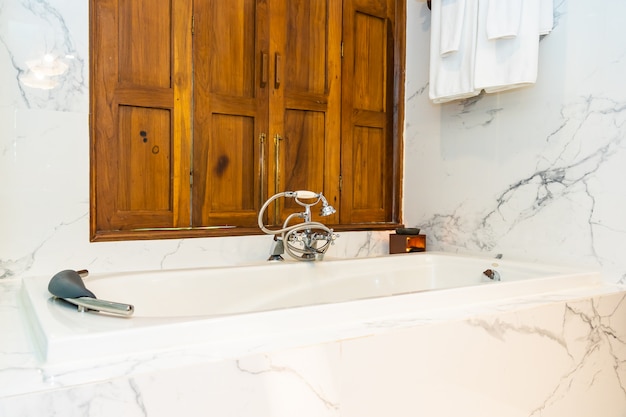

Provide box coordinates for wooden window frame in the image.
[89,0,405,242]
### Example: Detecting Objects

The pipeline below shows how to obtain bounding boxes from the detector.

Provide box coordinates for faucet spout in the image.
[268,236,285,261]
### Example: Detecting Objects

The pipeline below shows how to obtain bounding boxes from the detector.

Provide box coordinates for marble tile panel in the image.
[403,0,626,283]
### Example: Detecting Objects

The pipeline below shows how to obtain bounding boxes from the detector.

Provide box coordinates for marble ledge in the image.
[0,277,625,400]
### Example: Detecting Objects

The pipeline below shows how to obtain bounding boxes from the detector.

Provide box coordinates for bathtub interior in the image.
[19,252,601,365]
[55,252,583,318]
[83,254,490,317]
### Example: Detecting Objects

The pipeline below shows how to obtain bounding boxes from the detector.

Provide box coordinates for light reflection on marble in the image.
[0,0,87,111]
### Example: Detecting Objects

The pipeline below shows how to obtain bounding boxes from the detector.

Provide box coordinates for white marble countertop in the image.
[1,276,625,399]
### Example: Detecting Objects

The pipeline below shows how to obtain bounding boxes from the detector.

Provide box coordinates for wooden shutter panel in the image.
[341,0,397,224]
[191,0,268,228]
[91,0,191,237]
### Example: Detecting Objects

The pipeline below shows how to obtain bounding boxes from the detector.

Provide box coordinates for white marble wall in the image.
[404,0,626,283]
[1,0,625,278]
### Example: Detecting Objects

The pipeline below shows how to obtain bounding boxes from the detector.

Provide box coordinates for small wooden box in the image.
[389,234,426,254]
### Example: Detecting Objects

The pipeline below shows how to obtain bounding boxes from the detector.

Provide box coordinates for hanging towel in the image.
[429,0,481,103]
[539,0,554,35]
[486,0,523,40]
[474,0,541,93]
[440,0,467,55]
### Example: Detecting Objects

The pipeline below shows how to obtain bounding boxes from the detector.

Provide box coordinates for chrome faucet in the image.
[258,191,338,261]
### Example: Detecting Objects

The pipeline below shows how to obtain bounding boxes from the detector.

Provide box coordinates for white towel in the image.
[429,0,481,103]
[539,0,554,35]
[486,0,523,40]
[474,0,541,93]
[440,0,467,55]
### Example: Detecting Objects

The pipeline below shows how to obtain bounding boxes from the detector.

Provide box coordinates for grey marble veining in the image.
[404,0,626,282]
[237,354,340,413]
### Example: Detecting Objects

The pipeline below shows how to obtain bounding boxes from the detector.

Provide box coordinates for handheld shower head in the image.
[319,194,336,217]
[320,204,336,217]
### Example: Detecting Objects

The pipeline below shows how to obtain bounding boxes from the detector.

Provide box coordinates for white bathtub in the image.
[20,252,601,365]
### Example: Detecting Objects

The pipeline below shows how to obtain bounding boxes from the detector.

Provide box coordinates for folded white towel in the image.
[486,0,523,40]
[429,0,481,103]
[474,0,541,93]
[539,0,554,35]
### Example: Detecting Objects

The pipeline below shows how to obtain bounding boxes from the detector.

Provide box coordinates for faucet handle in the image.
[293,190,318,199]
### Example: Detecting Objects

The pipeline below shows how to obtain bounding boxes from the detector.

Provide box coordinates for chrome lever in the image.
[59,296,134,316]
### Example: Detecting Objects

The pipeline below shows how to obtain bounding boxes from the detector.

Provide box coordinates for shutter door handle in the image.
[274,53,281,89]
[261,52,268,87]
